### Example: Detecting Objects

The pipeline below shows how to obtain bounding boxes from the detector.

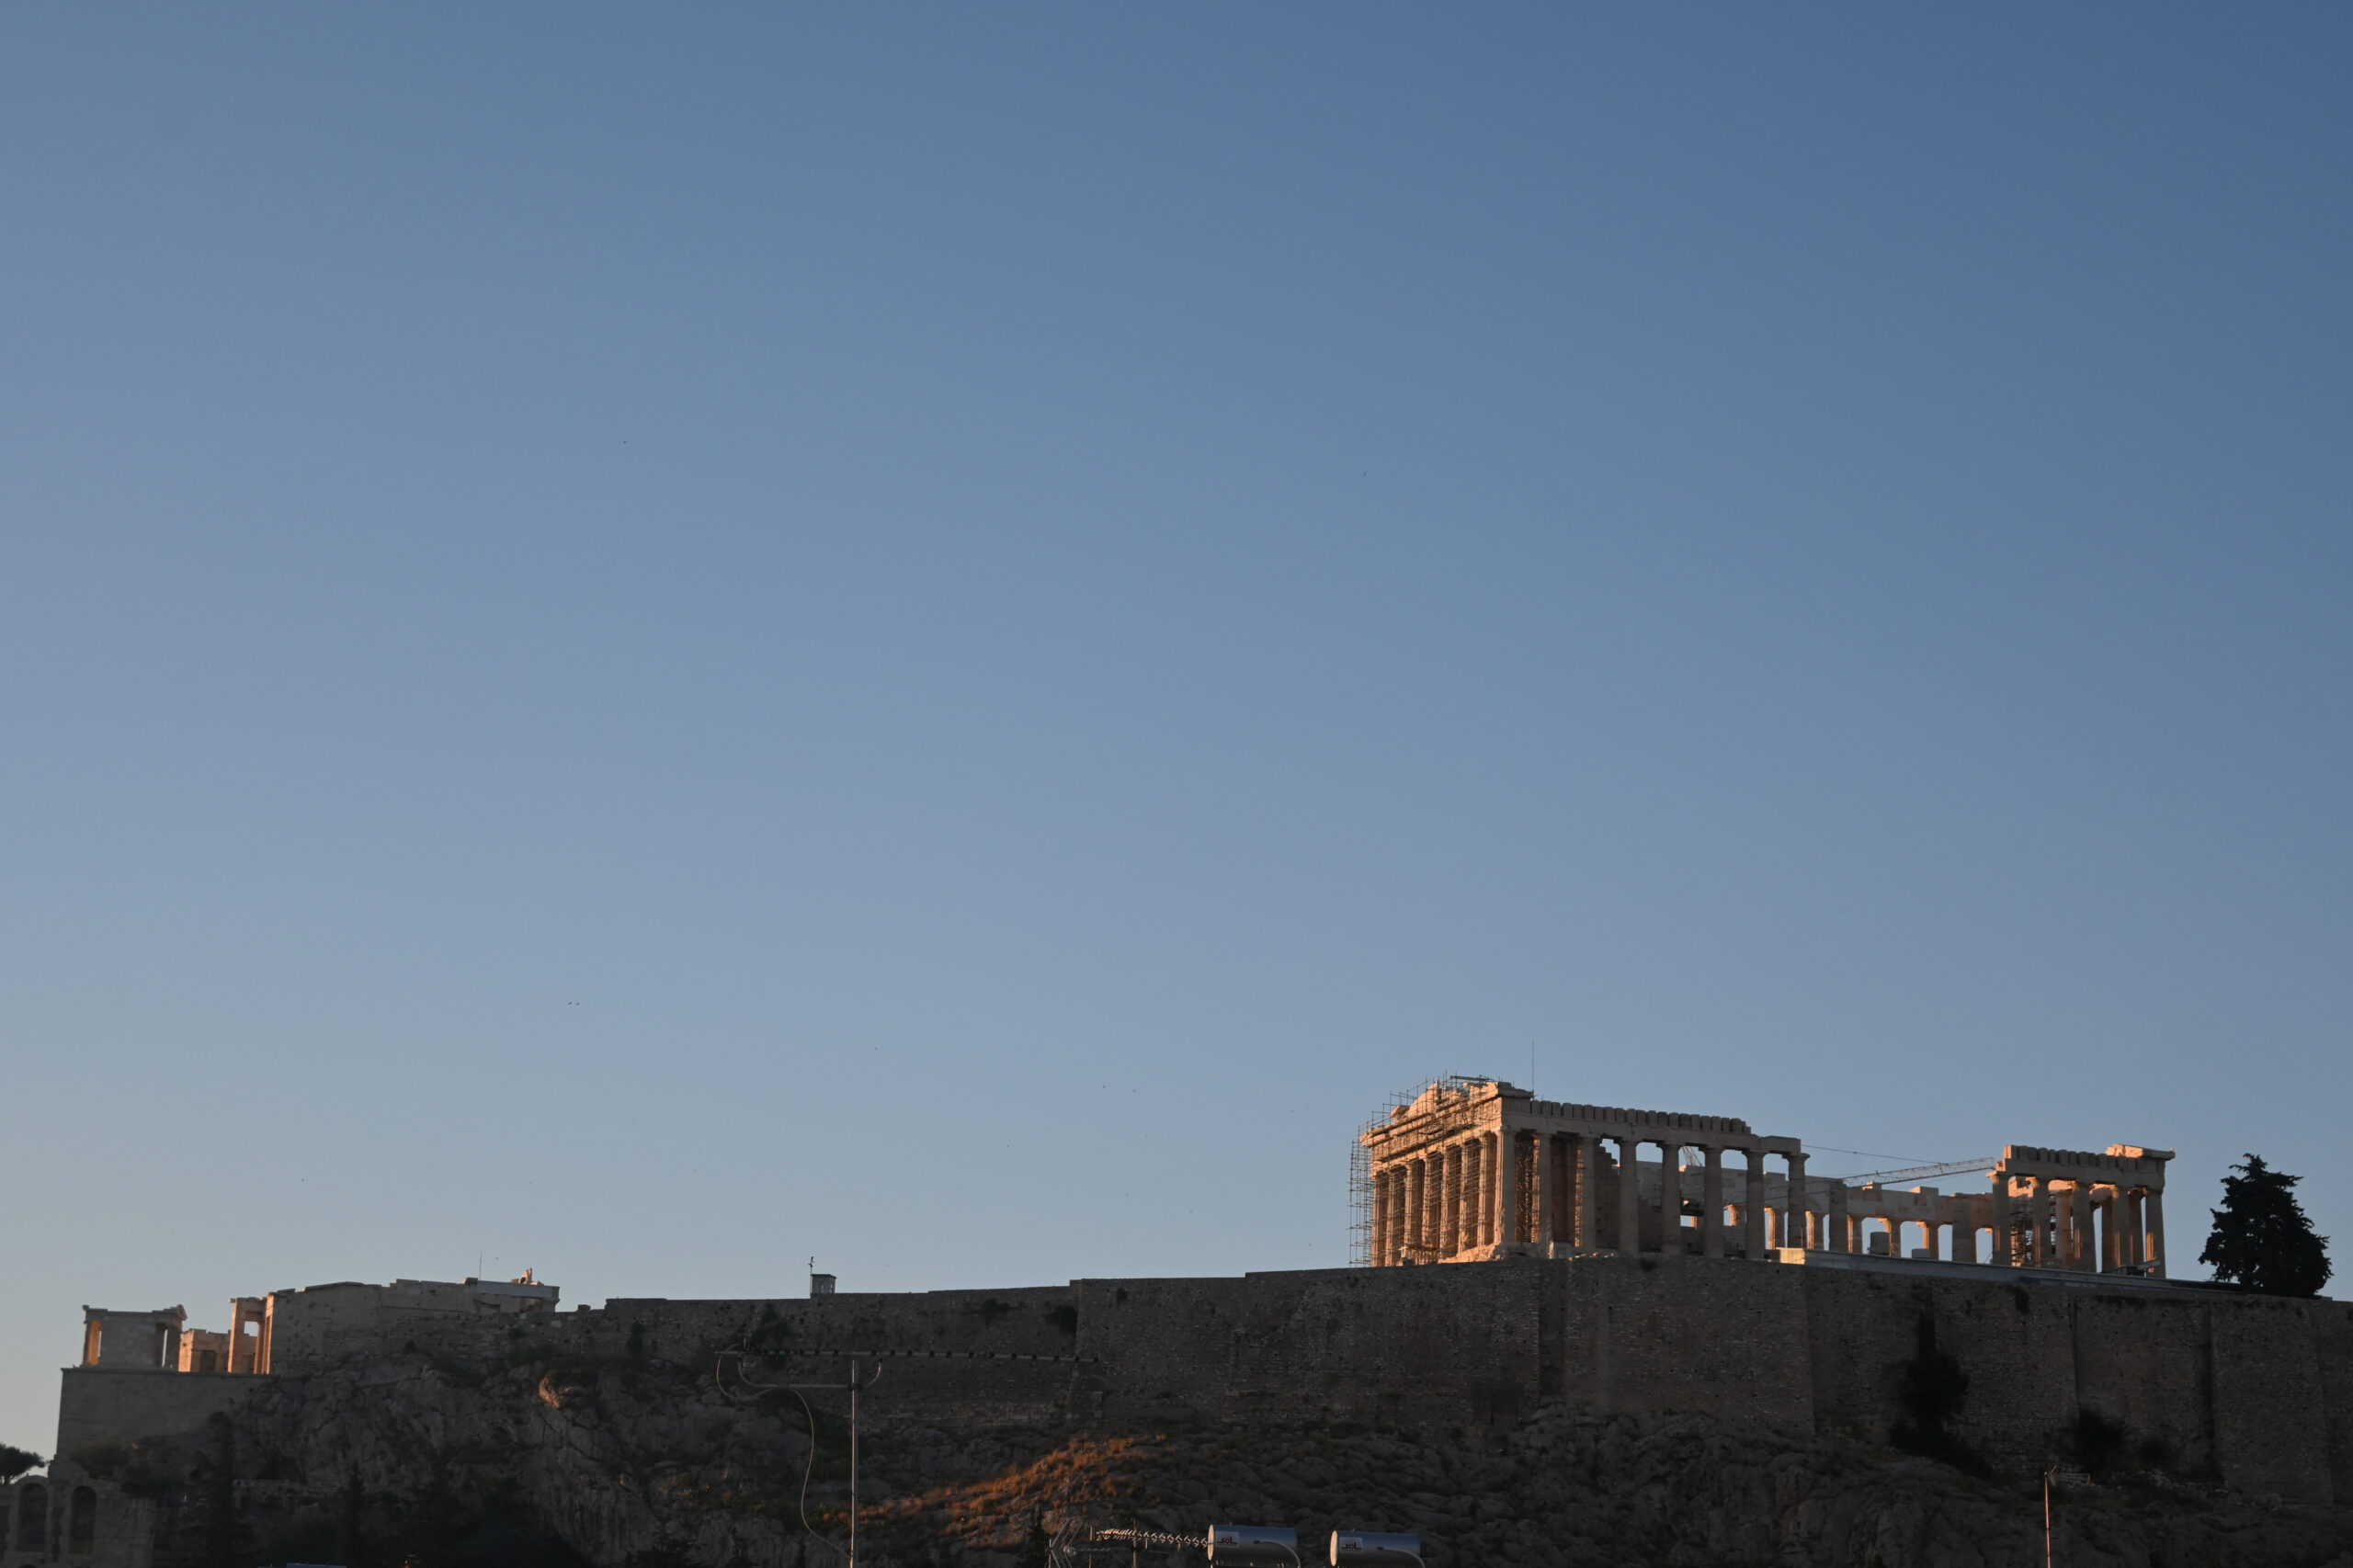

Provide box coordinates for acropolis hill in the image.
[11,1079,2353,1568]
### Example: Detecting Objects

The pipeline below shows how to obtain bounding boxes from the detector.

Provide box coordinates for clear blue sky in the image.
[4,7,2348,1451]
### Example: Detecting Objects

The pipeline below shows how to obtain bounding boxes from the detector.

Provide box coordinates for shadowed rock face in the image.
[96,1343,2353,1568]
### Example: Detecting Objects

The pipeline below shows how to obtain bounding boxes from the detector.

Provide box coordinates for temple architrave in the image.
[1361,1078,2172,1276]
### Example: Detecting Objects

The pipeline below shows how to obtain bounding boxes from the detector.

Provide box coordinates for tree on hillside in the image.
[0,1443,40,1480]
[2200,1153,2331,1296]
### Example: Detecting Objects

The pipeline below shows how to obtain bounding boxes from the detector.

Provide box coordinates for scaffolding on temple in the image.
[1350,1076,1493,1266]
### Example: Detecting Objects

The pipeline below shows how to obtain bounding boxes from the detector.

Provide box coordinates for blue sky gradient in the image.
[3,7,2349,1449]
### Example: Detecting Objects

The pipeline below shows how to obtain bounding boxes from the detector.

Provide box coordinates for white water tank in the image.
[1209,1526,1300,1563]
[1331,1531,1422,1565]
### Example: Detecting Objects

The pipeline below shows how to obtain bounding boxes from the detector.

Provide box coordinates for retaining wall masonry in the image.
[54,1255,2353,1506]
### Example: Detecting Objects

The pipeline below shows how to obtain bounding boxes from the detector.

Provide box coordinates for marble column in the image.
[1464,1137,1483,1249]
[1496,1131,1519,1248]
[1699,1146,1723,1257]
[1548,1136,1567,1246]
[1430,1143,1449,1252]
[1481,1133,1498,1247]
[1459,1142,1476,1255]
[1574,1136,1597,1248]
[1785,1153,1812,1252]
[1465,1141,1483,1253]
[1404,1162,1423,1259]
[1827,1181,1850,1253]
[1412,1158,1430,1261]
[1459,1140,1477,1252]
[2145,1188,2166,1278]
[1742,1149,1767,1257]
[1524,1134,1543,1243]
[1662,1143,1685,1254]
[1485,1131,1503,1246]
[1617,1134,1643,1252]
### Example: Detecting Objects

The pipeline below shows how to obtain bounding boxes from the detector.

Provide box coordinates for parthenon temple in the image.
[1360,1078,2172,1276]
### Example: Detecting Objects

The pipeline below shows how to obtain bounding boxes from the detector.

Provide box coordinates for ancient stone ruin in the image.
[1362,1076,2173,1274]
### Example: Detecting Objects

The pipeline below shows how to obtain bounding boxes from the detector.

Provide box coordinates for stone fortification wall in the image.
[54,1257,2353,1506]
[53,1369,265,1460]
[264,1279,543,1374]
[1074,1259,1543,1429]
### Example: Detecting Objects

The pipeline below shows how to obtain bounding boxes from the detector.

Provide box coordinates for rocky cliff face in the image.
[97,1339,2353,1568]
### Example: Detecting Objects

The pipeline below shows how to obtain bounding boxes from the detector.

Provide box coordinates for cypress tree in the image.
[2200,1153,2331,1296]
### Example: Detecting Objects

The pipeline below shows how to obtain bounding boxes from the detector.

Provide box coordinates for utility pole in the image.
[2043,1467,2054,1568]
[847,1356,871,1568]
[719,1350,881,1568]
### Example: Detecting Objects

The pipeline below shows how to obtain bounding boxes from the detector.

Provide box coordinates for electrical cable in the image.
[716,1351,847,1565]
[789,1382,841,1564]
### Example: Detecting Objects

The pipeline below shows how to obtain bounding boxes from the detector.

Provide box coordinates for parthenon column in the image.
[1456,1142,1474,1255]
[1827,1180,1850,1253]
[1454,1142,1469,1256]
[1661,1143,1685,1253]
[2145,1188,2165,1277]
[1458,1140,1476,1252]
[1371,1170,1390,1264]
[1465,1136,1484,1249]
[1460,1142,1478,1254]
[1481,1133,1498,1247]
[1430,1143,1449,1252]
[1496,1131,1518,1248]
[1485,1131,1503,1246]
[1699,1146,1723,1257]
[1785,1153,1811,1251]
[1574,1136,1597,1248]
[1404,1160,1425,1258]
[1461,1142,1479,1255]
[1392,1168,1409,1263]
[1524,1130,1543,1243]
[1422,1156,1439,1256]
[1741,1149,1766,1257]
[1385,1169,1404,1264]
[1616,1135,1643,1252]
[1469,1138,1485,1250]
[1552,1136,1571,1244]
